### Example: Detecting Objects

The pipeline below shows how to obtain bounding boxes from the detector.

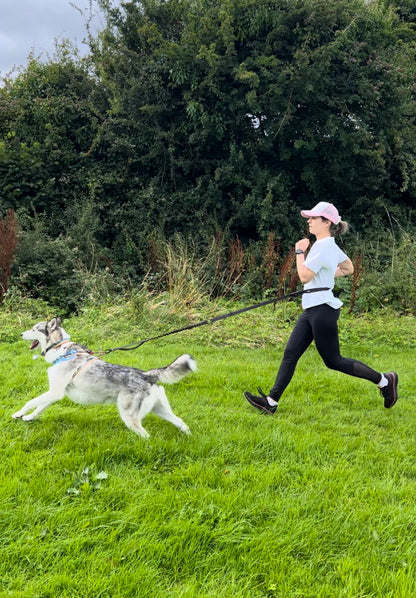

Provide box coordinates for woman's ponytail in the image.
[330,220,349,236]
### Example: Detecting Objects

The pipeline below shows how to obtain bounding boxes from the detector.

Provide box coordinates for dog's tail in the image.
[145,354,197,384]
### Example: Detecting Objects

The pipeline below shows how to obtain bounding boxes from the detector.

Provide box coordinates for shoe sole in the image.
[385,372,398,409]
[244,392,276,415]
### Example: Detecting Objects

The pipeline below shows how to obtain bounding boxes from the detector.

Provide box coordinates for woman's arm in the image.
[295,238,316,283]
[335,257,354,278]
[296,257,316,283]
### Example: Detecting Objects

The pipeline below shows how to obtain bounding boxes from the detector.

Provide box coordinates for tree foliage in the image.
[0,0,415,307]
[89,0,416,239]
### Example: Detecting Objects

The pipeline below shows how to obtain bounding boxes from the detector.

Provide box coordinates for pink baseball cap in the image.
[300,201,341,225]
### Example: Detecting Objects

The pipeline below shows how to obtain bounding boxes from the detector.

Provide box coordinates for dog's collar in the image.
[44,338,71,356]
[52,349,78,365]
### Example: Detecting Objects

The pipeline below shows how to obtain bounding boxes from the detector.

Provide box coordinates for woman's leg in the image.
[246,304,398,413]
[268,311,314,401]
[310,304,382,384]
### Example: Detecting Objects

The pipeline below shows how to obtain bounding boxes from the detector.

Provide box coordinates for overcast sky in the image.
[0,0,117,78]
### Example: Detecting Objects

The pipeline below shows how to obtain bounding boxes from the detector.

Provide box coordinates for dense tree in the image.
[90,0,416,246]
[0,47,102,233]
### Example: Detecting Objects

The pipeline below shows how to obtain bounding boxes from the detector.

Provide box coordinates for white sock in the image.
[267,397,278,406]
[378,374,388,388]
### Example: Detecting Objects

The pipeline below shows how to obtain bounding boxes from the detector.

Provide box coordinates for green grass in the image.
[1,301,415,597]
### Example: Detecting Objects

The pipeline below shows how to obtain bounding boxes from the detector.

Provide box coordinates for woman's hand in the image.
[335,258,354,278]
[295,238,310,253]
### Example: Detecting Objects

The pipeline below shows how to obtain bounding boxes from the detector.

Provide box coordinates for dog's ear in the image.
[48,316,62,330]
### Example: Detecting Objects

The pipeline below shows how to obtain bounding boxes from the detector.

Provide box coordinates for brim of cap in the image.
[300,209,320,218]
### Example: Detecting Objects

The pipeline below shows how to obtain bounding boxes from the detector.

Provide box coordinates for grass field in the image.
[1,301,415,597]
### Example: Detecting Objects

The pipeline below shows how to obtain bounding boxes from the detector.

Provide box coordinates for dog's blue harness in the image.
[52,350,78,366]
[52,350,99,378]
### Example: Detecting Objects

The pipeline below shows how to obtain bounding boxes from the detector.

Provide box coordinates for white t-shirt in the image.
[302,237,348,309]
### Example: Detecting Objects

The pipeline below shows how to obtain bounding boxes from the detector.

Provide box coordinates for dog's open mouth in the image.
[30,340,40,350]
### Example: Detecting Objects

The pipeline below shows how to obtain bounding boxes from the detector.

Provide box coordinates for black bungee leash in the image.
[96,287,330,355]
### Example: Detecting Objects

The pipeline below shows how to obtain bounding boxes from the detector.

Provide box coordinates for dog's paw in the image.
[181,425,191,435]
[22,414,36,422]
[12,411,24,419]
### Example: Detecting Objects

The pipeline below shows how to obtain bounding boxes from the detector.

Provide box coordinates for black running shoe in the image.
[380,372,399,409]
[244,387,277,415]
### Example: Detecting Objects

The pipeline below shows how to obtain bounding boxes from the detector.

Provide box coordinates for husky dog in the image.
[13,317,196,439]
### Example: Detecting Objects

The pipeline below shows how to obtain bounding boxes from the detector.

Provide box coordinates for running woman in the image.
[244,202,398,414]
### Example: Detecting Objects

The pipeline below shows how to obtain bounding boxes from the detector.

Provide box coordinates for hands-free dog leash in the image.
[71,356,100,378]
[52,349,100,378]
[95,287,330,356]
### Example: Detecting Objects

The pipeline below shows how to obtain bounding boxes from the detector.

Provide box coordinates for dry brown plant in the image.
[0,210,19,304]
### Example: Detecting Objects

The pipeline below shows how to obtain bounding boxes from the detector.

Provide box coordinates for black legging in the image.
[269,304,382,401]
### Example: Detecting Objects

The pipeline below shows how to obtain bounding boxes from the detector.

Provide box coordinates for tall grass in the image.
[352,230,416,314]
[159,234,215,311]
[1,298,415,597]
[9,225,416,316]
